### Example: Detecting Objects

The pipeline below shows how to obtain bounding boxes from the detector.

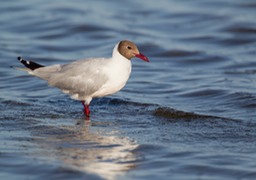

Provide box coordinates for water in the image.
[1,0,256,179]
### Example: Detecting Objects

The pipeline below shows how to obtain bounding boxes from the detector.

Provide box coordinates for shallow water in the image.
[1,0,256,179]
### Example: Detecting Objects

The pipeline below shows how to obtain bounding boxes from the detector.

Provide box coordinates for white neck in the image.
[111,42,131,66]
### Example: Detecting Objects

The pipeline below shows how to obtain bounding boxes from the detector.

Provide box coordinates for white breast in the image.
[92,51,132,98]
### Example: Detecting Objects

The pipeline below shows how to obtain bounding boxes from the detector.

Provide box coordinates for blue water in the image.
[1,0,256,179]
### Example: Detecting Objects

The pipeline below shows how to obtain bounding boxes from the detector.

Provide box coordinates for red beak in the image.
[135,53,149,62]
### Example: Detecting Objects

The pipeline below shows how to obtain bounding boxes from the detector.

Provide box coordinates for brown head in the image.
[118,40,149,62]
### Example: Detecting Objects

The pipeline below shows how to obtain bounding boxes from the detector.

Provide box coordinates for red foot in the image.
[81,101,90,118]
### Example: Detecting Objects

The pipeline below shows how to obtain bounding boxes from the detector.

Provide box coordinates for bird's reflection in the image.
[36,117,139,180]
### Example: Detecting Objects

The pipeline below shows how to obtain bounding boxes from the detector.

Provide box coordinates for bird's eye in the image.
[127,46,132,50]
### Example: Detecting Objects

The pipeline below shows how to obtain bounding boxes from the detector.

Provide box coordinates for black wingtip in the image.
[17,56,45,70]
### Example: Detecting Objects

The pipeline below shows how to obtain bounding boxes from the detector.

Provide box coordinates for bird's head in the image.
[118,40,149,62]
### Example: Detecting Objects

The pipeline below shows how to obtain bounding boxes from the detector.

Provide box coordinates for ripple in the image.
[1,0,256,179]
[154,107,218,120]
[224,25,256,35]
[69,24,110,33]
[155,49,201,58]
[179,89,226,98]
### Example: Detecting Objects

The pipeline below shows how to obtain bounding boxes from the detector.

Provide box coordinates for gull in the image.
[16,40,149,117]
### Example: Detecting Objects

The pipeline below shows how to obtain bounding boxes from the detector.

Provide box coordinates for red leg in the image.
[81,101,90,117]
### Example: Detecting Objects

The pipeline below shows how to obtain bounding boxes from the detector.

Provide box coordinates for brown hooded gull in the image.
[16,40,149,118]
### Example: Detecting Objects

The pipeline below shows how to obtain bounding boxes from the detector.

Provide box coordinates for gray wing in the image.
[46,58,109,98]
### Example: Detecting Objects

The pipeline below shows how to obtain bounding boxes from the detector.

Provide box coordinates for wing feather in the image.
[47,58,109,98]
